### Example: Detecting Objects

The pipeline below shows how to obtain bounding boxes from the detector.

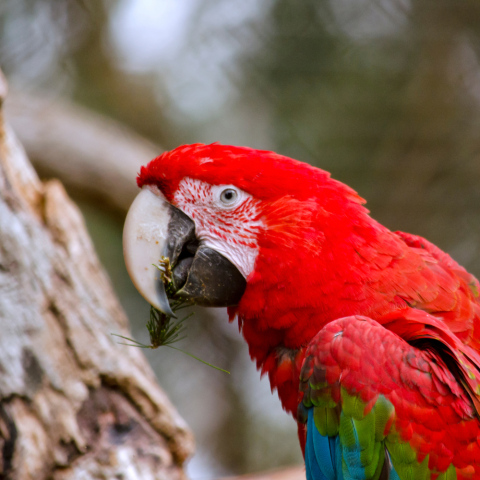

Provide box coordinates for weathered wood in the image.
[0,75,193,478]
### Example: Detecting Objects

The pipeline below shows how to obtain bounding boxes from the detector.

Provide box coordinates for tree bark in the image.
[0,73,193,478]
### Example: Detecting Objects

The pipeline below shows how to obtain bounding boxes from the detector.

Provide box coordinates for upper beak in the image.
[123,187,246,316]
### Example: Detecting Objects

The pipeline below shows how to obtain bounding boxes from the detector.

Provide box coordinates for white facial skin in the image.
[172,177,264,278]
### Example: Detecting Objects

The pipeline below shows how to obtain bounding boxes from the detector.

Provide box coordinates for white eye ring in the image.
[220,188,238,205]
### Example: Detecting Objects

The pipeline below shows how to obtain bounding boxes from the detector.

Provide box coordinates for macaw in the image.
[122,143,480,479]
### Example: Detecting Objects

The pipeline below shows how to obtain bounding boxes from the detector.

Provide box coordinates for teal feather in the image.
[305,402,400,479]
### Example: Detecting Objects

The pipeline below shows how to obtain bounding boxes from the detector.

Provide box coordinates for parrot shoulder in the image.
[395,230,480,298]
[393,231,480,346]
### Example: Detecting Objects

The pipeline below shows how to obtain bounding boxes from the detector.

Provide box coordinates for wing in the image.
[392,231,480,348]
[298,315,480,480]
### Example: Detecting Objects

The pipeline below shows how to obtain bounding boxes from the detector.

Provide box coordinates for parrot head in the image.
[123,143,367,367]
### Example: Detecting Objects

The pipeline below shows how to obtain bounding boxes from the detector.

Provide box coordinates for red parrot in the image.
[123,143,480,479]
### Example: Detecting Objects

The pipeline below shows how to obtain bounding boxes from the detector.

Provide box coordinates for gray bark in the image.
[0,73,193,479]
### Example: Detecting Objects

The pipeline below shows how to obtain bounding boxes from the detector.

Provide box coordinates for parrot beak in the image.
[123,187,246,316]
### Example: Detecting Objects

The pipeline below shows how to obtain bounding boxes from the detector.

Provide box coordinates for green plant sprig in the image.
[112,259,230,374]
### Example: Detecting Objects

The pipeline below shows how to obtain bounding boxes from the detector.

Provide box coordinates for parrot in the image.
[122,143,480,479]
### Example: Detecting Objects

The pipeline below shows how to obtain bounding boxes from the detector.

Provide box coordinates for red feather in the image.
[141,144,480,473]
[299,316,480,475]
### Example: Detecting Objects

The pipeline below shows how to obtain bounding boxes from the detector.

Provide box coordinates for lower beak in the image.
[123,187,246,316]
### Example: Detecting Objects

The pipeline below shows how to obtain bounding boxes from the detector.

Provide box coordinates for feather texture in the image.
[139,144,480,478]
[299,316,480,478]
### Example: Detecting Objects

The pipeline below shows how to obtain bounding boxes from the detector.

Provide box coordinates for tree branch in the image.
[5,91,161,214]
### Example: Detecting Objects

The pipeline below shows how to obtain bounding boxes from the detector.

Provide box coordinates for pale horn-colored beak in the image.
[123,187,180,317]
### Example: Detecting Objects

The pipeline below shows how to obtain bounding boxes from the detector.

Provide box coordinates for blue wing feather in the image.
[306,416,328,480]
[306,408,343,480]
[305,407,400,480]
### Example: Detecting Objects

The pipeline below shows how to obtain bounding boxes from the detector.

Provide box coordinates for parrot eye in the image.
[220,188,238,205]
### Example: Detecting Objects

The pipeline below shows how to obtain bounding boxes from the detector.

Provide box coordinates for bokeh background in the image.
[2,0,480,478]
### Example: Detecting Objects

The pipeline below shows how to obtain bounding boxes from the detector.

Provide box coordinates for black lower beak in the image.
[171,245,246,307]
[164,208,246,308]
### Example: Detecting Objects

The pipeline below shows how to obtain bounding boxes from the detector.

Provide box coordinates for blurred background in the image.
[2,0,480,478]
